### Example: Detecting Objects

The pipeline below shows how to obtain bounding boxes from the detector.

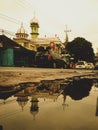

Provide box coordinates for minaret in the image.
[30,97,39,120]
[30,15,39,39]
[64,25,71,47]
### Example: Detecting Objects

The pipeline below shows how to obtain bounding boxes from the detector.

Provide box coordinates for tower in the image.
[64,25,71,47]
[30,16,39,39]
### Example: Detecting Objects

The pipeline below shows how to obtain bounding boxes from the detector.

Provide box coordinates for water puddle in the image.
[0,76,98,130]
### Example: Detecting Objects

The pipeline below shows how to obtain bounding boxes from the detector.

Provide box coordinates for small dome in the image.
[30,16,39,24]
[16,23,28,38]
[17,23,27,34]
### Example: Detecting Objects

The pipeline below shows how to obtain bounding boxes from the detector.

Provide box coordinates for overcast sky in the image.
[0,0,98,52]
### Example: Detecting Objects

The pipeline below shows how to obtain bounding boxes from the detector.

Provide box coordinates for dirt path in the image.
[0,67,97,86]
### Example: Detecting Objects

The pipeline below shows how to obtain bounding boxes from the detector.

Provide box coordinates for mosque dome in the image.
[16,23,28,38]
[30,16,39,24]
[17,96,29,111]
[17,23,27,34]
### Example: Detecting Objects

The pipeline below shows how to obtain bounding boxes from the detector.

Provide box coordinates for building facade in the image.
[0,35,35,67]
[13,16,65,54]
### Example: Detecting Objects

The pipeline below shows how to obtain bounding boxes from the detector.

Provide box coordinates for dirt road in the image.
[0,67,97,86]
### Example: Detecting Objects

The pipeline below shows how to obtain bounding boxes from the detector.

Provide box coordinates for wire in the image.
[16,0,34,10]
[0,13,21,25]
[0,29,15,36]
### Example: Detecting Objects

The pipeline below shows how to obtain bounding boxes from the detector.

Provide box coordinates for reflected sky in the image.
[0,78,98,130]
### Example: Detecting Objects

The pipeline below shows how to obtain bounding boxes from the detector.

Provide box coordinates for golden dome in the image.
[30,17,39,24]
[17,23,27,34]
[16,23,28,38]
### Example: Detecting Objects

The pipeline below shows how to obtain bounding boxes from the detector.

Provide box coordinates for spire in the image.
[30,12,39,24]
[21,22,23,28]
[64,25,71,43]
[62,94,68,110]
[34,11,36,18]
[65,32,68,43]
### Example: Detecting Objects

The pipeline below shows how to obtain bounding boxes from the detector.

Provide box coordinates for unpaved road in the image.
[0,67,98,86]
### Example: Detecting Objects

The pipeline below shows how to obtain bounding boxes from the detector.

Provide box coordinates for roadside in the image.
[0,67,97,87]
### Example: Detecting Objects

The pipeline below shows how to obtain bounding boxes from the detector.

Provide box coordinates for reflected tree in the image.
[63,78,93,100]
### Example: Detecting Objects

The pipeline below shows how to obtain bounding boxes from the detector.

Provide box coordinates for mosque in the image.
[0,16,70,67]
[13,16,66,54]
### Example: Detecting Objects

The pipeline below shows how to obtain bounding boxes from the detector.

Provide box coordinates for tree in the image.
[66,37,95,62]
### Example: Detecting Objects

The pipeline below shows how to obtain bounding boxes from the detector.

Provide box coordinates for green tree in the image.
[66,37,95,62]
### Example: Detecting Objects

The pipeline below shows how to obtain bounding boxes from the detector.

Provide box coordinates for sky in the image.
[0,0,98,52]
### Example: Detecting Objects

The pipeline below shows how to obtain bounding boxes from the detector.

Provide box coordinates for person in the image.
[70,62,73,69]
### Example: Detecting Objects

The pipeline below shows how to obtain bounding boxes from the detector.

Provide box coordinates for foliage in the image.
[66,37,95,62]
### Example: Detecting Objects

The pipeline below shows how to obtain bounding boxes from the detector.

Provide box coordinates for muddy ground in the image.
[0,67,98,87]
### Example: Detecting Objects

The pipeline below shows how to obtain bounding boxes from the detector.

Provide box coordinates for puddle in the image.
[0,76,98,130]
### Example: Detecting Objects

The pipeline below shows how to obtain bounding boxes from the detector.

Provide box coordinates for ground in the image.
[0,67,97,87]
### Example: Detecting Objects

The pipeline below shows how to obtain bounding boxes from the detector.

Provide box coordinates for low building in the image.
[0,35,35,67]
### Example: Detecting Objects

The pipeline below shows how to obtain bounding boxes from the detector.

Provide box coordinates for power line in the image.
[16,0,34,10]
[0,13,21,25]
[15,0,28,9]
[15,0,37,18]
[0,29,15,36]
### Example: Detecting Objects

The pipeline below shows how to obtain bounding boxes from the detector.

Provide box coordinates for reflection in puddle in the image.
[0,77,98,105]
[0,76,98,130]
[63,78,93,100]
[30,97,39,120]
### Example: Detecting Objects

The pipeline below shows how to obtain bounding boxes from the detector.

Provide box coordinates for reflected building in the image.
[15,84,37,111]
[30,96,39,120]
[62,94,68,110]
[15,89,29,111]
[16,96,29,111]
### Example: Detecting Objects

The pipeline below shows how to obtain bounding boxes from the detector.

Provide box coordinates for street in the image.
[0,67,97,86]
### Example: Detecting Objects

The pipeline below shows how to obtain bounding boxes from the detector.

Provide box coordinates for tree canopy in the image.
[66,37,95,62]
